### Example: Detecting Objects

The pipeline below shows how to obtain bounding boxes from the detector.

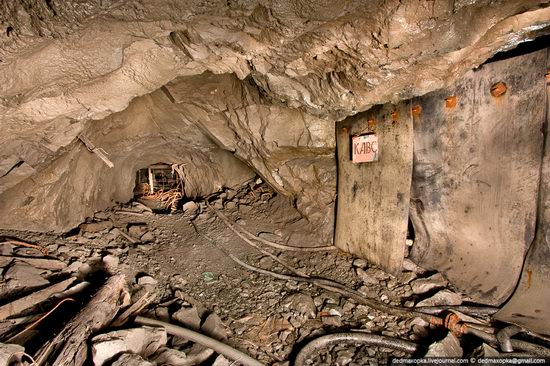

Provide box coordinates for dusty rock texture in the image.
[1,0,550,236]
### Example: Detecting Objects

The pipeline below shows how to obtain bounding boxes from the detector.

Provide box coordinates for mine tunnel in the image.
[0,1,550,365]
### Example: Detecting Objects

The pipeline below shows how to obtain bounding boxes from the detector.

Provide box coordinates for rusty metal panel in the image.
[335,102,413,275]
[494,50,550,334]
[409,49,547,305]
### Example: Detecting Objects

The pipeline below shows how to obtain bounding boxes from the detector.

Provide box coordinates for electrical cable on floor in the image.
[191,220,550,359]
[206,203,310,277]
[206,204,500,319]
[191,221,437,321]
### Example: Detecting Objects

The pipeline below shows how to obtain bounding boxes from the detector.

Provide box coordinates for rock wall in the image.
[1,0,550,237]
[0,89,254,232]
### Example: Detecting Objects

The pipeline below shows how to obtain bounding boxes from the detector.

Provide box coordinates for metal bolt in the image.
[490,82,507,97]
[445,96,457,108]
[411,105,422,117]
[391,111,398,121]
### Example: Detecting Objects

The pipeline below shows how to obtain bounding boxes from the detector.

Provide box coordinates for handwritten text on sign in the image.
[352,134,379,163]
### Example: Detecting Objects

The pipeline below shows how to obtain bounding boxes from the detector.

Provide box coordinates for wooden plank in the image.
[494,49,550,334]
[0,277,76,320]
[335,101,413,275]
[410,49,546,305]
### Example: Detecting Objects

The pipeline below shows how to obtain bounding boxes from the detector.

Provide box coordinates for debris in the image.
[399,271,417,284]
[92,326,167,366]
[0,239,48,255]
[282,293,317,318]
[321,315,342,327]
[102,255,119,273]
[137,276,158,286]
[257,316,294,343]
[4,263,49,288]
[182,201,199,215]
[352,258,368,268]
[141,232,154,243]
[172,306,201,331]
[416,290,462,307]
[80,221,114,233]
[402,258,425,273]
[133,201,154,213]
[128,225,147,238]
[212,355,232,366]
[1,181,532,365]
[202,272,217,283]
[0,277,76,321]
[135,316,264,366]
[201,312,227,341]
[111,353,154,366]
[410,273,448,295]
[112,291,156,327]
[111,228,140,244]
[424,332,463,357]
[151,347,187,365]
[37,275,126,366]
[0,343,27,365]
[6,298,76,344]
[0,255,66,270]
[356,268,379,286]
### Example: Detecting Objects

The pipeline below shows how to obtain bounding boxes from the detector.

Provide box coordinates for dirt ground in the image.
[0,180,476,365]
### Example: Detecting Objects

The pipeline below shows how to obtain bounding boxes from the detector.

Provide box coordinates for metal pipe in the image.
[464,326,550,356]
[497,325,522,353]
[294,333,422,366]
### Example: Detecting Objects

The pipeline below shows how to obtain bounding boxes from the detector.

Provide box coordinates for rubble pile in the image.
[0,179,549,365]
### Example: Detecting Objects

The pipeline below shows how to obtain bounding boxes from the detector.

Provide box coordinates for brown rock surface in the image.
[1,0,549,239]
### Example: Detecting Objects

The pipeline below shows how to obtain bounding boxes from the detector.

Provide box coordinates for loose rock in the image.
[416,289,462,307]
[91,326,167,366]
[282,293,317,318]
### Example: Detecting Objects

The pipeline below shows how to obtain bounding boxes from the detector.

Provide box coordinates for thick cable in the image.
[294,332,422,366]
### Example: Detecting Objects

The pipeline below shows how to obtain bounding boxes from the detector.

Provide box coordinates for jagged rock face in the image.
[0,0,549,235]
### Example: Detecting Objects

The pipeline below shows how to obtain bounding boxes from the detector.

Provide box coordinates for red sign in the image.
[352,134,378,163]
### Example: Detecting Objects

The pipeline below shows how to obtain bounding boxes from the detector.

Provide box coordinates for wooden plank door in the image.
[335,102,413,275]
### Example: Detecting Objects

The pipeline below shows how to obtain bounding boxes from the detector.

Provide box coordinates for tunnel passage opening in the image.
[132,162,190,214]
[133,162,185,214]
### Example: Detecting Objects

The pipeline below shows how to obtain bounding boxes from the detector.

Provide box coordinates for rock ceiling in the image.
[1,0,549,235]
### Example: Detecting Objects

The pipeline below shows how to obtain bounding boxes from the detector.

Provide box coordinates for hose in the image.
[497,325,522,352]
[414,305,499,317]
[135,316,265,366]
[294,332,422,366]
[464,326,550,356]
